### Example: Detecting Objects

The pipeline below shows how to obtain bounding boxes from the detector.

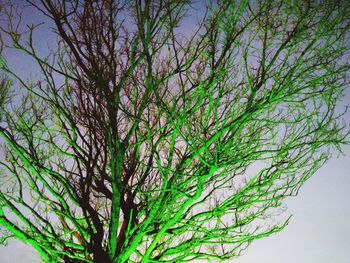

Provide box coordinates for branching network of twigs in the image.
[0,0,349,262]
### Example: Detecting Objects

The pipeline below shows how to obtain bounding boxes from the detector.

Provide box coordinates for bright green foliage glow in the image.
[0,0,350,262]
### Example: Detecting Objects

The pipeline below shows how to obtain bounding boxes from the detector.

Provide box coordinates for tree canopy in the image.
[0,0,349,262]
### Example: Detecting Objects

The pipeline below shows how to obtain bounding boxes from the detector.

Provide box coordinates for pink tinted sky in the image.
[0,1,349,262]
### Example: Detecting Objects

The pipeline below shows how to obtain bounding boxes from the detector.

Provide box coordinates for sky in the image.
[1,1,350,263]
[237,146,350,263]
[1,146,350,263]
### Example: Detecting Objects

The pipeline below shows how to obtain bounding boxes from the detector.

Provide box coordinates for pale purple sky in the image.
[1,146,349,263]
[1,1,350,262]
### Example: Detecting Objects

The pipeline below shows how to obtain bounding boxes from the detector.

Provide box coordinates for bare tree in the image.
[0,0,349,262]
